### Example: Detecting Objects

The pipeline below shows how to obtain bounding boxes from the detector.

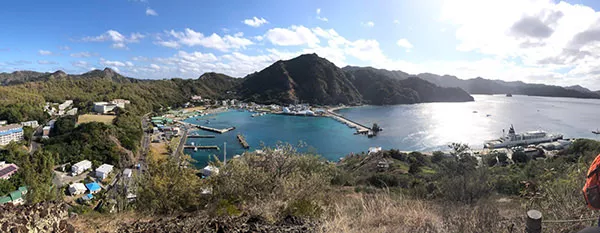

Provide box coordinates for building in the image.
[0,196,12,205]
[0,124,23,146]
[201,165,219,177]
[111,99,131,108]
[0,162,19,180]
[58,100,73,111]
[222,100,228,106]
[66,108,78,116]
[20,120,39,128]
[191,95,202,101]
[93,102,118,114]
[368,147,383,155]
[123,168,132,178]
[68,183,87,195]
[71,160,92,176]
[42,126,51,139]
[95,164,114,180]
[8,187,27,205]
[0,121,6,126]
[81,193,93,202]
[85,182,101,194]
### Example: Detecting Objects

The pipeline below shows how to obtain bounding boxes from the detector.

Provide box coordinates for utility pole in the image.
[223,142,227,165]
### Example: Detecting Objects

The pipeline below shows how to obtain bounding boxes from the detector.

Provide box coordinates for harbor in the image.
[175,120,236,134]
[237,134,250,149]
[326,109,371,135]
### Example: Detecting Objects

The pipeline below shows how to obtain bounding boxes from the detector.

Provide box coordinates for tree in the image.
[512,151,529,163]
[408,162,421,174]
[51,115,76,136]
[432,151,445,163]
[20,150,61,204]
[485,155,497,167]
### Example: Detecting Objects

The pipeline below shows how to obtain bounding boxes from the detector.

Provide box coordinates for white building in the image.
[0,121,6,126]
[58,100,73,111]
[282,107,291,114]
[20,121,39,128]
[222,100,228,106]
[95,164,114,180]
[42,126,51,139]
[123,168,132,178]
[71,160,92,176]
[201,165,219,177]
[111,99,130,108]
[66,108,78,116]
[93,102,118,114]
[68,183,87,195]
[0,124,23,146]
[368,147,383,155]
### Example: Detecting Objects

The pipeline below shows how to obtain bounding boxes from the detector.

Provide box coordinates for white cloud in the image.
[242,17,269,27]
[150,64,160,70]
[146,7,158,16]
[393,20,400,24]
[58,46,71,51]
[265,25,320,46]
[316,8,328,22]
[156,28,254,51]
[72,61,89,69]
[70,52,93,58]
[362,21,375,27]
[39,50,53,55]
[37,60,58,65]
[396,38,413,51]
[82,30,145,49]
[99,58,133,67]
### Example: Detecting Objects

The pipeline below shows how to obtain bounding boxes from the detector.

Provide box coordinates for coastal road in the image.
[173,128,188,158]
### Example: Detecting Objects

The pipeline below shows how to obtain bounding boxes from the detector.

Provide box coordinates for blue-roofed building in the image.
[81,193,93,202]
[85,182,101,194]
[0,124,23,146]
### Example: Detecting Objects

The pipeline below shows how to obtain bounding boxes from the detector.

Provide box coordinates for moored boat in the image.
[484,125,562,149]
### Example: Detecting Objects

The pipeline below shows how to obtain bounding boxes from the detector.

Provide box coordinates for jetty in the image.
[175,120,235,134]
[184,145,220,150]
[237,134,250,149]
[327,110,371,135]
[187,135,216,138]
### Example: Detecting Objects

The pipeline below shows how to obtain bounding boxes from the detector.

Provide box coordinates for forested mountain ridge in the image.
[239,54,474,105]
[416,73,600,99]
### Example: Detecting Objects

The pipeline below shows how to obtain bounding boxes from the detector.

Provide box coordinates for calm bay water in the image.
[184,95,600,167]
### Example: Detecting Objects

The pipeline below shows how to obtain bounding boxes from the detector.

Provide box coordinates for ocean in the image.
[183,95,600,167]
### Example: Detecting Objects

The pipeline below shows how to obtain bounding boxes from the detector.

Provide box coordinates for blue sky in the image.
[2,0,600,89]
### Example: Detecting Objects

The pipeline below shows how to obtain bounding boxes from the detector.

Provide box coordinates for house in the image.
[20,120,39,128]
[0,196,11,205]
[81,193,93,202]
[0,121,6,126]
[71,160,92,176]
[58,100,73,111]
[85,182,101,194]
[95,164,114,180]
[0,124,23,146]
[42,126,51,139]
[93,102,118,114]
[368,147,383,155]
[123,168,132,178]
[191,95,202,101]
[68,183,87,195]
[111,99,130,108]
[201,165,219,177]
[9,190,24,205]
[0,162,19,180]
[66,108,78,116]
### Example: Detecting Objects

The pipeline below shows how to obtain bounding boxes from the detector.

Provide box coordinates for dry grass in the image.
[70,211,150,233]
[77,114,116,125]
[150,141,169,155]
[183,106,207,112]
[320,192,524,233]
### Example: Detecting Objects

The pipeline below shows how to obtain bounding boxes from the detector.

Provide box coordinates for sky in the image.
[2,0,600,89]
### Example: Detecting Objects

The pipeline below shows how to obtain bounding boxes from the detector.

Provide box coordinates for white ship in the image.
[484,125,563,149]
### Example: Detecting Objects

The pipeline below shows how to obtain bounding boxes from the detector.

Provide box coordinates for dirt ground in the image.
[78,114,116,125]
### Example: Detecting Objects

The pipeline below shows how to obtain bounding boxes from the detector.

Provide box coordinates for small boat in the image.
[472,111,478,113]
[486,114,492,117]
[506,93,513,97]
[593,129,600,135]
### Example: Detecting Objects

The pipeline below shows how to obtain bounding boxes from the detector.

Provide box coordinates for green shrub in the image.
[214,199,242,216]
[283,198,323,219]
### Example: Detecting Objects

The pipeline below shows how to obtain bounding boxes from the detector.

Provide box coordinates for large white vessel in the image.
[484,125,563,149]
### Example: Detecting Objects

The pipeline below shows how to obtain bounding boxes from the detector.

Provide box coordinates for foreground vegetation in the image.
[121,140,600,232]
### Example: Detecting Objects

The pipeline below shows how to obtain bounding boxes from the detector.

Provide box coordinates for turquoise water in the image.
[185,95,600,167]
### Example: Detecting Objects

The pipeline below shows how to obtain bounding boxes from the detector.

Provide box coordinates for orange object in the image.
[583,154,600,210]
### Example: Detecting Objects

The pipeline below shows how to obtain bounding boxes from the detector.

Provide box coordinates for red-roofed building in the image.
[0,162,19,180]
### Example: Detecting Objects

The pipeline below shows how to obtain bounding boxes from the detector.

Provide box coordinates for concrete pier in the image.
[327,109,371,135]
[184,145,220,150]
[175,120,235,134]
[187,135,216,138]
[237,134,250,149]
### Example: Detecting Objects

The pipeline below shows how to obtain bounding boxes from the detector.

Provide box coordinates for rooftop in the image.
[96,164,114,173]
[85,182,101,192]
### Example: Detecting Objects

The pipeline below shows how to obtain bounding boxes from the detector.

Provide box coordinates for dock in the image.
[197,125,235,134]
[187,135,216,138]
[327,110,371,135]
[237,134,250,149]
[184,145,220,150]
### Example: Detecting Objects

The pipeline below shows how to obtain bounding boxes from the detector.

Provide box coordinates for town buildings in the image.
[20,120,39,128]
[68,183,87,195]
[0,124,23,146]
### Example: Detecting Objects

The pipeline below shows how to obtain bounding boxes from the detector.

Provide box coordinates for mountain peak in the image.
[52,70,67,77]
[103,67,116,76]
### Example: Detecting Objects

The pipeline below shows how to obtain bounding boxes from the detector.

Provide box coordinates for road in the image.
[173,128,188,158]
